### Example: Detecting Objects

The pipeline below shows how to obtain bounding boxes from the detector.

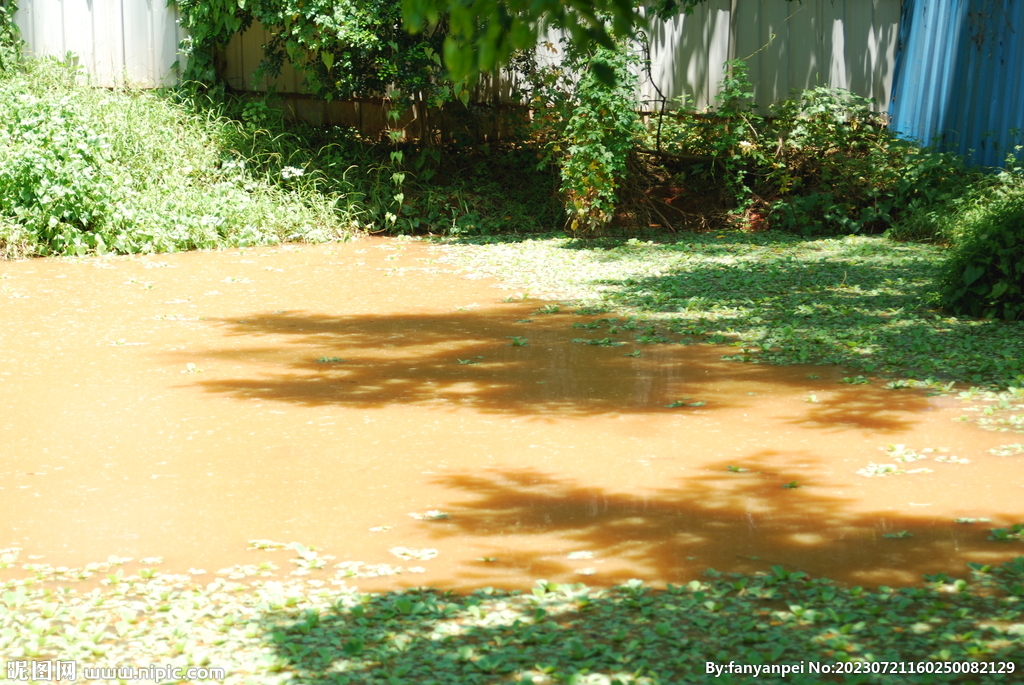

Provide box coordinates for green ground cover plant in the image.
[438,232,1024,390]
[2,549,1022,684]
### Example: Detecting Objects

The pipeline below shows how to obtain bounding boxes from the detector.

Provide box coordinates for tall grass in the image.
[0,58,355,257]
[0,55,562,258]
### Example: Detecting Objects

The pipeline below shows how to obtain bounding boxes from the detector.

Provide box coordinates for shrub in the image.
[0,63,121,254]
[558,46,642,232]
[523,40,643,233]
[934,185,1024,321]
[0,0,20,74]
[650,61,970,236]
[0,58,352,257]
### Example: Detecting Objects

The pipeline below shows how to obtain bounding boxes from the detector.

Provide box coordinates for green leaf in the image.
[589,61,617,87]
[963,265,985,285]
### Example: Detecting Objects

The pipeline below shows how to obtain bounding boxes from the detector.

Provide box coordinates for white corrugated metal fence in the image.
[15,0,185,87]
[13,0,901,111]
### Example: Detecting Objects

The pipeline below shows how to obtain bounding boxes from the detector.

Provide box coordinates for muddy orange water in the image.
[2,238,1023,591]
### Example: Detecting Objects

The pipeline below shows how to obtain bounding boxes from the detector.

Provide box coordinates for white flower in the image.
[281,166,305,180]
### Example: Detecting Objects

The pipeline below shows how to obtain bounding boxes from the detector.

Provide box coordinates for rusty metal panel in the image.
[15,0,185,87]
[220,20,304,93]
[890,0,1024,167]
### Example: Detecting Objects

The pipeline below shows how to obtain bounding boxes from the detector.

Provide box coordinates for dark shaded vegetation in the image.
[645,63,975,238]
[213,104,565,237]
[256,535,1024,684]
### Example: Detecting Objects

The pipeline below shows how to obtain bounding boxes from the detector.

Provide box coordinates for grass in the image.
[2,549,1022,684]
[436,231,1024,390]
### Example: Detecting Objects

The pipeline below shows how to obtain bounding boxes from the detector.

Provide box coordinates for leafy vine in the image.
[526,39,643,232]
[0,0,22,72]
[173,0,448,106]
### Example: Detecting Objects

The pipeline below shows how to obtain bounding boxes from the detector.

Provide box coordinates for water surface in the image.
[2,239,1022,590]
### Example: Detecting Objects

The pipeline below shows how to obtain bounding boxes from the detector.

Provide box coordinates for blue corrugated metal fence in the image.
[890,0,1024,168]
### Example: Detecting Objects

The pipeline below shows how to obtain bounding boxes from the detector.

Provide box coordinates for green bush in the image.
[559,46,642,232]
[935,187,1024,321]
[522,40,643,233]
[0,84,116,253]
[0,58,352,257]
[651,62,969,236]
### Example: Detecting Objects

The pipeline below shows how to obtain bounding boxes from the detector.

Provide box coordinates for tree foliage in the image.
[175,0,449,104]
[0,0,21,73]
[402,0,712,83]
[174,0,726,92]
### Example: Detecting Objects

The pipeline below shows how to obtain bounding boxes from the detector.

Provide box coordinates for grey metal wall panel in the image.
[639,0,901,112]
[642,0,734,110]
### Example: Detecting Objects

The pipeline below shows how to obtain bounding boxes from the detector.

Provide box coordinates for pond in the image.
[1,237,1022,591]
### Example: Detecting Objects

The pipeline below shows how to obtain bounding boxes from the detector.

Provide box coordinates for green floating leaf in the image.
[665,398,706,408]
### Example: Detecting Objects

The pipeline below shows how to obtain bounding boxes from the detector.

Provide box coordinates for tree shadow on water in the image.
[178,306,940,423]
[422,462,1022,588]
[253,461,1024,684]
[781,383,945,433]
